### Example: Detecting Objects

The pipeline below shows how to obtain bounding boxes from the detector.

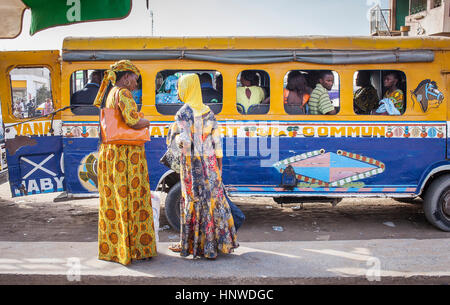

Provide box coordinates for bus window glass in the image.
[10,67,53,119]
[70,69,108,115]
[353,70,406,115]
[236,70,270,115]
[284,70,339,115]
[155,70,222,115]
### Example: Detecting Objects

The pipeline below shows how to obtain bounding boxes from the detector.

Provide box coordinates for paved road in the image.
[0,239,449,285]
[0,183,448,285]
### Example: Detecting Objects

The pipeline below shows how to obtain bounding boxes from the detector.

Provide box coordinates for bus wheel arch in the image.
[423,173,450,232]
[156,170,179,193]
[419,166,450,199]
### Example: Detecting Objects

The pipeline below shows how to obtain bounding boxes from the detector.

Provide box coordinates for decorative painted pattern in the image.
[273,149,385,187]
[227,185,417,194]
[61,121,447,139]
[5,120,62,139]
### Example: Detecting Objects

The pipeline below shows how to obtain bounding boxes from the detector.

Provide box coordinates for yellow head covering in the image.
[93,60,141,107]
[177,74,210,116]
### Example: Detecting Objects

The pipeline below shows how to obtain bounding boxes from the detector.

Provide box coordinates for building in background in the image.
[370,0,450,37]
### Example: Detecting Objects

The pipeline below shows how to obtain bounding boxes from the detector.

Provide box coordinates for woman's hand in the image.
[131,119,150,130]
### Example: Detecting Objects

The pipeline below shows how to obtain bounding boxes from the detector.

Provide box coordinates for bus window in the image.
[70,69,107,115]
[236,70,270,115]
[284,70,340,115]
[155,70,222,115]
[283,70,311,115]
[10,67,53,119]
[353,70,406,115]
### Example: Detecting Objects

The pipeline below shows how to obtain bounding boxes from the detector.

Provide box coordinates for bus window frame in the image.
[235,69,271,116]
[8,65,55,120]
[154,68,224,116]
[352,69,407,116]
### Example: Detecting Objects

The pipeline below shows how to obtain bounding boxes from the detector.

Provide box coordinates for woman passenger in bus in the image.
[382,71,404,114]
[166,74,239,259]
[236,70,265,113]
[284,71,311,114]
[93,60,157,265]
[353,71,379,115]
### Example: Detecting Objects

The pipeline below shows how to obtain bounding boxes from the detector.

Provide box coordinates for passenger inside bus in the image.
[236,70,267,114]
[155,70,223,115]
[199,73,222,103]
[309,71,337,115]
[71,70,102,106]
[155,75,181,104]
[216,74,223,95]
[369,71,405,115]
[382,71,405,114]
[283,71,311,115]
[353,70,379,115]
[131,76,143,111]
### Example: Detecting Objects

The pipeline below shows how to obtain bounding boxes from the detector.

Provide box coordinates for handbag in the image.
[159,148,181,173]
[100,87,150,146]
[159,122,181,173]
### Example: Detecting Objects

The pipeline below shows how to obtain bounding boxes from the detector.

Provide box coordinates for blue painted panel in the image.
[6,136,64,197]
[60,133,447,195]
[63,138,99,194]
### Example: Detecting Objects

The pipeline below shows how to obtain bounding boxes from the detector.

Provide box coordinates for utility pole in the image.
[150,10,154,36]
[146,0,154,36]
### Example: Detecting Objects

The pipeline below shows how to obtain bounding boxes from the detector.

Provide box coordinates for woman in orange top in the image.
[283,71,311,114]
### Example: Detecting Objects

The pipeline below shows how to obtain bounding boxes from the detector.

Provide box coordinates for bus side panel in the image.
[5,132,64,197]
[61,122,447,197]
[62,137,100,194]
[61,133,169,195]
[218,121,446,195]
[147,137,174,189]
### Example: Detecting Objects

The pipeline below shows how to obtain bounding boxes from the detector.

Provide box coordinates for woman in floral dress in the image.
[167,74,238,259]
[93,60,157,265]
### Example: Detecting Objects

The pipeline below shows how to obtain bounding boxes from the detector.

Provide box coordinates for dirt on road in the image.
[0,182,448,243]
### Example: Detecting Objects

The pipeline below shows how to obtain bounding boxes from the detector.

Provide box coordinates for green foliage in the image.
[35,85,51,106]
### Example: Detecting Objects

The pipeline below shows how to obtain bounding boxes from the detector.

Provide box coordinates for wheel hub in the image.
[443,191,450,217]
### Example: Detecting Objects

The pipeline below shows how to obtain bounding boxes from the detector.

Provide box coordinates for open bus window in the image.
[353,70,406,115]
[10,67,53,119]
[283,70,340,115]
[70,69,105,115]
[236,70,270,115]
[155,70,222,115]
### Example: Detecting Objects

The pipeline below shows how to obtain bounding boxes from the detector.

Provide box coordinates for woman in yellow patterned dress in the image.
[93,60,157,265]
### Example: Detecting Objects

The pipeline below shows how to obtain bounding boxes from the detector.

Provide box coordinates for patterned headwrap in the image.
[177,74,210,116]
[93,60,141,107]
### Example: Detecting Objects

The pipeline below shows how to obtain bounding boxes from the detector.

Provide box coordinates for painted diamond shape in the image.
[273,149,385,187]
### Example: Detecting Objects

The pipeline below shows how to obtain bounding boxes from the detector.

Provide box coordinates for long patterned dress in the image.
[168,104,239,258]
[97,87,157,265]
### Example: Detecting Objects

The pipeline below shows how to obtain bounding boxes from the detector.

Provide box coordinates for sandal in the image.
[168,243,182,253]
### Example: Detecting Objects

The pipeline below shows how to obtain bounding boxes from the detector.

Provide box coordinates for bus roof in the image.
[62,36,450,51]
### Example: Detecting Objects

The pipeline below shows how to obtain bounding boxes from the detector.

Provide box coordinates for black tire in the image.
[165,181,181,231]
[423,174,450,232]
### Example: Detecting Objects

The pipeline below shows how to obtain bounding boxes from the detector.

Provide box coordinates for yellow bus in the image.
[1,36,449,231]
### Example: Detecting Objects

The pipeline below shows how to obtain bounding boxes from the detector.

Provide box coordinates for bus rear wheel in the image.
[423,174,450,232]
[164,181,182,232]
